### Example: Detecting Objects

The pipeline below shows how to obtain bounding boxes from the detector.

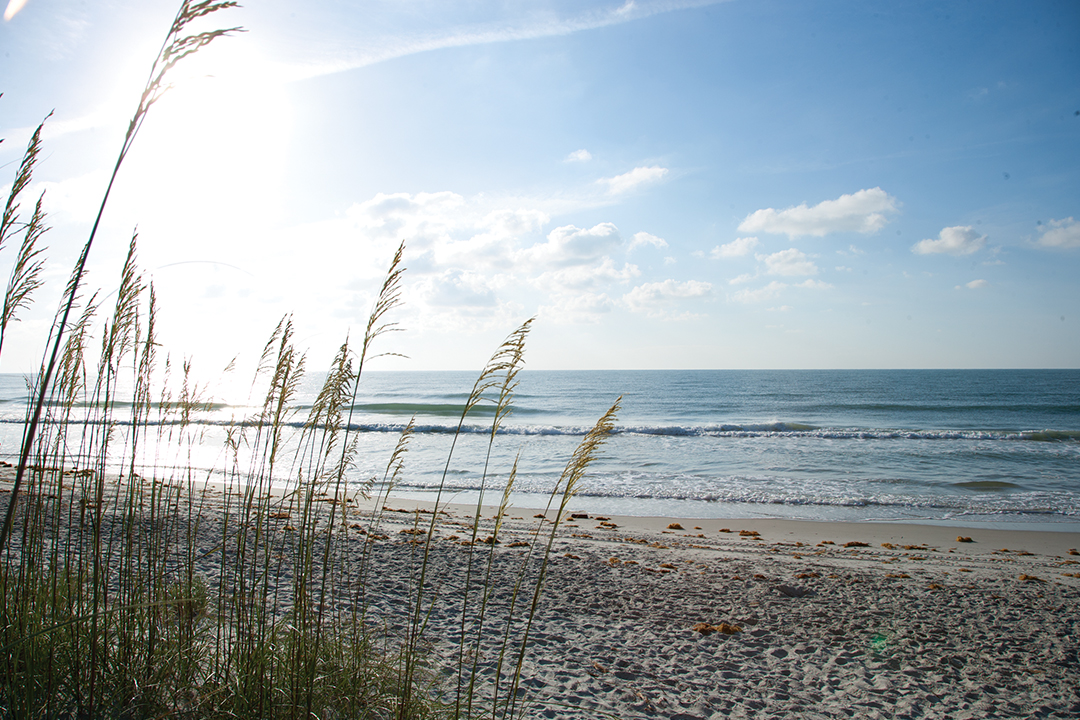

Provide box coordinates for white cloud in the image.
[565,149,593,163]
[912,226,986,255]
[759,248,818,276]
[535,258,639,293]
[738,187,899,238]
[1037,217,1080,249]
[709,236,758,258]
[731,281,787,303]
[622,279,712,316]
[958,279,988,290]
[599,166,669,195]
[629,231,669,251]
[729,273,755,285]
[276,1,727,81]
[421,269,499,307]
[730,277,831,303]
[347,190,467,242]
[539,292,615,324]
[521,222,622,268]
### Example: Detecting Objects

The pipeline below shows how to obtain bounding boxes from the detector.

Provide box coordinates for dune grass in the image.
[0,2,620,718]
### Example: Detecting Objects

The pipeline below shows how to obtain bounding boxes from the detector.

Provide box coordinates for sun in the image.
[116,39,295,252]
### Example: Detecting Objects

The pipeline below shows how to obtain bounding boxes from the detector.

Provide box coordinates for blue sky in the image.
[1,0,1078,375]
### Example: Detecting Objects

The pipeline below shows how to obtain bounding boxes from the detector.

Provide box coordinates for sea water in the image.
[1,369,1077,530]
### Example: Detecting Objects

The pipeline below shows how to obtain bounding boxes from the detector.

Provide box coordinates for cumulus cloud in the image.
[1037,217,1080,249]
[599,166,669,195]
[422,269,499,307]
[709,236,758,258]
[629,231,669,251]
[738,187,899,238]
[622,279,711,316]
[317,187,712,328]
[535,258,640,293]
[347,190,467,244]
[521,222,622,268]
[958,279,988,290]
[912,226,986,255]
[759,248,818,276]
[565,149,593,163]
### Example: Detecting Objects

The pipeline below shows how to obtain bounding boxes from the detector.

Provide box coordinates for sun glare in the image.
[3,0,28,22]
[120,41,294,248]
[3,0,27,21]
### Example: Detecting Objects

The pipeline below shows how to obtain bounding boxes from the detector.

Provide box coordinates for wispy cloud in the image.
[957,279,988,290]
[565,148,593,163]
[730,278,831,303]
[738,187,899,238]
[599,165,669,195]
[730,280,787,303]
[912,226,986,255]
[275,0,730,81]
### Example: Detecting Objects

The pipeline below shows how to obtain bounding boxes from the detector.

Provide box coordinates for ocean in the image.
[1,369,1078,530]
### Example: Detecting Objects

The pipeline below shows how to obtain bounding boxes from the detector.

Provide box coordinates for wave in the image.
[1,416,1077,442]
[385,478,1079,516]
[952,480,1023,491]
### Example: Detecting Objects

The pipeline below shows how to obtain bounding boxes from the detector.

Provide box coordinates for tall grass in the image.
[0,2,620,717]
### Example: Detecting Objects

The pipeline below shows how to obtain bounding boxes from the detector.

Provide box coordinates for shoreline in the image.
[384,494,1080,557]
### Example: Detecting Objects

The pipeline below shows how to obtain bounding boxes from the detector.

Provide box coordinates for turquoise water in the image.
[2,369,1078,528]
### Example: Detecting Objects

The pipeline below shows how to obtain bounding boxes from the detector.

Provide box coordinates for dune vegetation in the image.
[0,2,619,717]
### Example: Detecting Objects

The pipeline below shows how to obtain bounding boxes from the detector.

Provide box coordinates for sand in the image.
[365,499,1080,719]
[2,471,1078,719]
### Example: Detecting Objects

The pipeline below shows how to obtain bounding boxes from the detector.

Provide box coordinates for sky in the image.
[0,0,1078,377]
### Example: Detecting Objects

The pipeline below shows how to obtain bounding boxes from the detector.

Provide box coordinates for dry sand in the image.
[368,499,1080,720]
[3,470,1078,719]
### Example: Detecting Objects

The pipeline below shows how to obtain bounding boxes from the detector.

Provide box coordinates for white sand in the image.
[365,498,1080,719]
[3,470,1078,719]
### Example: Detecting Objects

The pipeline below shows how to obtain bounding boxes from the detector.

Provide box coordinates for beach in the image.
[8,465,1070,720]
[358,497,1080,719]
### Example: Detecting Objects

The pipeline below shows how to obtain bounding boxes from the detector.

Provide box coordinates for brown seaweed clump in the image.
[692,622,742,636]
